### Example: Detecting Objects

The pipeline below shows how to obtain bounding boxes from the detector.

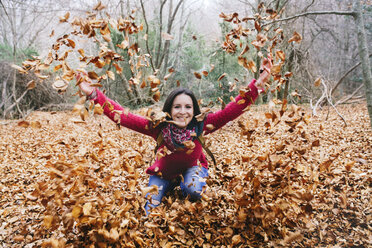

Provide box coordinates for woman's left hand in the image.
[256,56,273,90]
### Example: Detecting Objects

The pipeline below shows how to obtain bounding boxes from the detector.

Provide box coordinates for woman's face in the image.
[171,93,194,129]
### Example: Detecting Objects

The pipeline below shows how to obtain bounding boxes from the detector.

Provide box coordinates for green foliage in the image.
[0,43,39,62]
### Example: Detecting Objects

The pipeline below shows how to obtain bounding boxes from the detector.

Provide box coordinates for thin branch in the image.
[335,84,364,106]
[155,0,168,68]
[140,0,155,71]
[262,10,356,27]
[331,53,372,97]
[3,88,29,117]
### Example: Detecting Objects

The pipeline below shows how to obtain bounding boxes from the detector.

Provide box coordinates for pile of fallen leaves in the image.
[0,103,370,247]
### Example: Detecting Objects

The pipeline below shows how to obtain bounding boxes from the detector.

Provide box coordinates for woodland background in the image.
[0,0,371,119]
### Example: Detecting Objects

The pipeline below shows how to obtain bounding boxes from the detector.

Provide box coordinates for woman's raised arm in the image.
[76,73,158,138]
[203,56,272,134]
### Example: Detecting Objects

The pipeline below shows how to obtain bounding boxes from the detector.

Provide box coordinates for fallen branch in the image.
[3,89,29,117]
[335,84,364,106]
[331,53,372,97]
[311,80,347,126]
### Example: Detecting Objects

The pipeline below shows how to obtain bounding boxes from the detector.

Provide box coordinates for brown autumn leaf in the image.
[254,21,261,32]
[153,91,160,102]
[93,1,106,11]
[113,63,122,74]
[276,50,285,61]
[27,80,36,90]
[88,71,99,80]
[59,12,70,23]
[248,60,257,73]
[218,73,227,81]
[30,121,42,128]
[52,79,68,92]
[288,31,302,43]
[314,77,322,87]
[17,120,30,127]
[161,32,174,40]
[107,70,115,80]
[271,64,282,74]
[284,71,293,78]
[194,72,202,79]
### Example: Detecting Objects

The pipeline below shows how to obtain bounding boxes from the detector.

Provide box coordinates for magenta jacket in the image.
[91,79,259,179]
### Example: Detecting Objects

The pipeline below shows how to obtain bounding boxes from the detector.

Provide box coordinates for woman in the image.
[77,57,272,215]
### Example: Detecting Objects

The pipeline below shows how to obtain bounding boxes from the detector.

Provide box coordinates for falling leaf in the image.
[288,31,302,43]
[218,73,227,81]
[248,60,257,73]
[153,91,160,102]
[11,64,27,73]
[194,72,202,79]
[93,1,106,11]
[276,50,285,61]
[59,12,70,23]
[206,124,215,131]
[314,77,322,87]
[88,71,99,80]
[107,70,115,80]
[27,80,36,90]
[161,32,174,40]
[113,63,122,74]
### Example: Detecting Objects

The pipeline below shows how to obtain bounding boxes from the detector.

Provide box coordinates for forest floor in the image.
[0,103,371,248]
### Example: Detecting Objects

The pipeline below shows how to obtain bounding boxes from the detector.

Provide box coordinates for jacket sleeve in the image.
[92,89,158,138]
[203,79,259,135]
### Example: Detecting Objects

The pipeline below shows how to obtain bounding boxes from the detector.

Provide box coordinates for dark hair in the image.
[162,87,201,126]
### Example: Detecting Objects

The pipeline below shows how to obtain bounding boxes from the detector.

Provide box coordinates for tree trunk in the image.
[283,49,295,101]
[354,2,372,128]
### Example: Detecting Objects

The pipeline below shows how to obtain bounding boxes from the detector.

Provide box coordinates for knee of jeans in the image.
[182,183,204,200]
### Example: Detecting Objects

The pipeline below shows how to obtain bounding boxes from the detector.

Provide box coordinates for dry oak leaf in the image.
[218,73,227,81]
[288,31,302,43]
[194,72,202,79]
[59,12,70,23]
[314,77,322,87]
[161,32,174,40]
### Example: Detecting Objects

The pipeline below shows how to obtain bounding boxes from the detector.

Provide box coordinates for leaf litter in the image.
[0,103,370,247]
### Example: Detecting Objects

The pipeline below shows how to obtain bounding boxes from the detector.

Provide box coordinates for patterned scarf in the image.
[162,123,197,152]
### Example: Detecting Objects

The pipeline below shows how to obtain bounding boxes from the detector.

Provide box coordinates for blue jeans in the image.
[145,166,208,215]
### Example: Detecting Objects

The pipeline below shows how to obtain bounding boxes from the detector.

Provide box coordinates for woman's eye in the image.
[186,106,192,109]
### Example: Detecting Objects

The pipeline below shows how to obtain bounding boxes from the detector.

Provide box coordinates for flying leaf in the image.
[314,77,322,87]
[59,12,70,23]
[153,91,160,102]
[107,70,115,80]
[88,71,99,80]
[161,32,174,40]
[194,72,202,79]
[27,80,36,90]
[248,60,257,73]
[93,1,106,11]
[276,50,285,61]
[218,73,227,81]
[288,31,302,43]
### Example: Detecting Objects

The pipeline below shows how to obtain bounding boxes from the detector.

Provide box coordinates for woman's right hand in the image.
[76,73,95,96]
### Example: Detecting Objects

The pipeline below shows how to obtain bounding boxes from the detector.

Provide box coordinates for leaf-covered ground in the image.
[0,103,371,247]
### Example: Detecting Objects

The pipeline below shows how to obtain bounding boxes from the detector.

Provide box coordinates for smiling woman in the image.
[170,94,194,129]
[75,56,272,215]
